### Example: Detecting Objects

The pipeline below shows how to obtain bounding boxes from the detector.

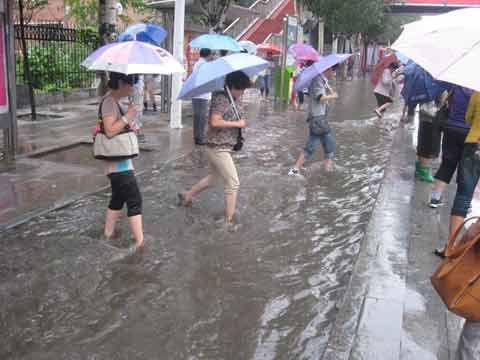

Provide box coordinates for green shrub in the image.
[16,37,98,92]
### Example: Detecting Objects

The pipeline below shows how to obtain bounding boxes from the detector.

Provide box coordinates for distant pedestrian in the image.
[129,74,145,142]
[429,85,473,209]
[373,62,400,118]
[99,72,144,248]
[259,52,275,98]
[178,71,250,226]
[191,48,214,145]
[293,61,308,111]
[144,74,158,112]
[288,65,338,175]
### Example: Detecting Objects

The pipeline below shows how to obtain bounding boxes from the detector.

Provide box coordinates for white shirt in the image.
[374,68,394,98]
[192,57,211,100]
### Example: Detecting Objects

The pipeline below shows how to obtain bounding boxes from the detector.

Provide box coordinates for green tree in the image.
[197,0,234,32]
[303,0,418,49]
[65,0,145,29]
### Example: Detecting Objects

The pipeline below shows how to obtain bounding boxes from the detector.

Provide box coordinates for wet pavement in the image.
[323,113,468,360]
[0,79,464,359]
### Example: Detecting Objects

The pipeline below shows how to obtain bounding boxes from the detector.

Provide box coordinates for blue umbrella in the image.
[118,23,167,46]
[395,51,410,65]
[178,53,268,100]
[190,34,243,52]
[295,53,351,91]
[401,62,444,106]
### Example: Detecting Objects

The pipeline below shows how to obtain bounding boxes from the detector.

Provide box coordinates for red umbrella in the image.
[257,43,282,55]
[371,53,398,86]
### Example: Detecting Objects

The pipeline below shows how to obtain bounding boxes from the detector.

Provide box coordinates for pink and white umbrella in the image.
[288,43,320,62]
[81,41,184,75]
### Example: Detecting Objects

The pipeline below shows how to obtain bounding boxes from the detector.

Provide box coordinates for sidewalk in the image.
[322,124,466,360]
[0,98,195,231]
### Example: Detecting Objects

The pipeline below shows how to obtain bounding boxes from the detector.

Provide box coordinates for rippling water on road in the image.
[0,79,401,359]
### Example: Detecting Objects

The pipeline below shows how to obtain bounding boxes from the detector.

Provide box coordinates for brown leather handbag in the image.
[431,217,480,320]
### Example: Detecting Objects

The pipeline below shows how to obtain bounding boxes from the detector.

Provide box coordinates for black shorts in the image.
[108,170,142,217]
[374,92,393,107]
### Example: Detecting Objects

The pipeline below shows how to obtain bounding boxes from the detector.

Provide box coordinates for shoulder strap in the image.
[98,97,125,122]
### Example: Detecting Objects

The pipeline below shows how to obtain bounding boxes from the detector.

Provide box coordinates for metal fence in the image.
[14,23,100,92]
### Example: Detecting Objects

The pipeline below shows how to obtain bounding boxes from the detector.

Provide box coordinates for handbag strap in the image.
[98,96,128,134]
[445,216,480,257]
[225,86,243,141]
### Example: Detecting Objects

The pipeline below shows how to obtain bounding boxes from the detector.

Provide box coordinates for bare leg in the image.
[224,192,237,223]
[294,152,306,170]
[105,209,122,238]
[432,179,448,194]
[376,101,393,114]
[183,174,216,203]
[448,215,466,244]
[128,215,144,247]
[419,156,432,167]
[324,159,333,172]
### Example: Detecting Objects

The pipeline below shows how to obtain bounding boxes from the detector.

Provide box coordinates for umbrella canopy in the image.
[178,53,268,100]
[370,53,398,86]
[295,53,351,91]
[82,41,184,75]
[401,62,443,105]
[118,23,167,46]
[190,34,243,52]
[257,43,281,55]
[239,40,257,55]
[392,8,480,92]
[288,43,320,61]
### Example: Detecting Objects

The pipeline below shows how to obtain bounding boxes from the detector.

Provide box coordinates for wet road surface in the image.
[0,79,401,359]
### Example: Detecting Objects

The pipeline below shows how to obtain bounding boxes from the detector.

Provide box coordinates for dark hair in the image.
[219,50,228,57]
[107,72,138,89]
[199,48,212,58]
[388,62,400,70]
[225,71,250,90]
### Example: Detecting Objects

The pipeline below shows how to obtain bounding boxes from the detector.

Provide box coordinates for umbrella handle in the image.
[225,86,241,121]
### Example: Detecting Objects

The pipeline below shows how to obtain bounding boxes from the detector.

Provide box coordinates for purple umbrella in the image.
[288,43,320,61]
[295,53,352,91]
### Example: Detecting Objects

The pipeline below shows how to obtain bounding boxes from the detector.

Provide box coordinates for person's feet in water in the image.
[324,159,334,172]
[177,192,193,207]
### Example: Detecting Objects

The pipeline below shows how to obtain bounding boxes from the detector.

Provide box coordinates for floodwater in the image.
[0,79,401,359]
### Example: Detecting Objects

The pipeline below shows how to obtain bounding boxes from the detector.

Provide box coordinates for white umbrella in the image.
[392,8,480,91]
[81,41,184,75]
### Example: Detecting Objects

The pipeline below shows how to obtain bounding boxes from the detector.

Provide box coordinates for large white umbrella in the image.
[392,8,480,91]
[82,41,184,75]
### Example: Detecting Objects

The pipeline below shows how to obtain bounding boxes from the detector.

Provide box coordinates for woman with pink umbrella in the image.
[289,43,321,110]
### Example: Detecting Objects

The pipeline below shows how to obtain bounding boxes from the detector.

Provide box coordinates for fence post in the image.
[17,0,36,120]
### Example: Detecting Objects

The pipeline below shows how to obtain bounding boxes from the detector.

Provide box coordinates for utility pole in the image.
[98,0,116,96]
[170,0,185,128]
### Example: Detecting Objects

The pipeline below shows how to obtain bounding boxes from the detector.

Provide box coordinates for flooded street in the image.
[0,79,401,359]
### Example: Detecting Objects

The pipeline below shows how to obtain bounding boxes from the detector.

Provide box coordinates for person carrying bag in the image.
[431,217,480,359]
[93,100,139,160]
[96,72,145,249]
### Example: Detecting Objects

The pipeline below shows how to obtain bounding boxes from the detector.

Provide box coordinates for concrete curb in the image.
[321,126,417,359]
